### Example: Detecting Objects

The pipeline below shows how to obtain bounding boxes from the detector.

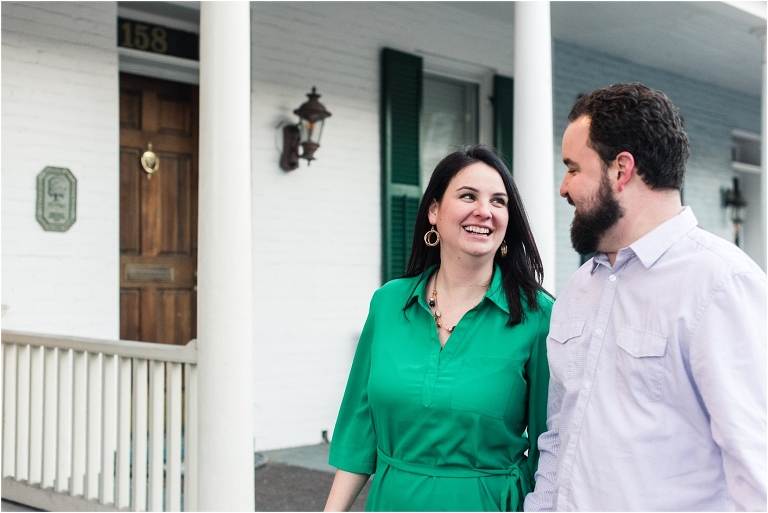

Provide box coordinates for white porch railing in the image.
[1,331,198,512]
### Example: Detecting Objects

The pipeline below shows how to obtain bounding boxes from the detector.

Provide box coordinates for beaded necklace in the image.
[428,269,492,334]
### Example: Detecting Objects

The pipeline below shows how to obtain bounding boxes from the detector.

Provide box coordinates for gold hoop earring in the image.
[500,240,508,258]
[424,225,440,247]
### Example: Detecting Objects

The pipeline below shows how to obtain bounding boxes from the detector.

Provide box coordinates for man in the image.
[525,83,766,511]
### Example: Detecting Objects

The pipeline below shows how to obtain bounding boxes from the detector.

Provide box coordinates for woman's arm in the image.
[324,470,370,511]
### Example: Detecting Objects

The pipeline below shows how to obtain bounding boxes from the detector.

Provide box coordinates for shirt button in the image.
[595,328,603,335]
[583,381,591,389]
[560,489,567,496]
[634,346,640,354]
[609,275,617,282]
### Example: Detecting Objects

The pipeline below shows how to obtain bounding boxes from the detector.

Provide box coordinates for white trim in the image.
[2,478,123,512]
[733,161,762,174]
[119,47,199,85]
[1,331,198,364]
[723,1,767,20]
[118,5,200,34]
[732,128,762,142]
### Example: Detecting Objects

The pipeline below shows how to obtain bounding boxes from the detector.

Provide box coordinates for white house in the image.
[2,1,765,510]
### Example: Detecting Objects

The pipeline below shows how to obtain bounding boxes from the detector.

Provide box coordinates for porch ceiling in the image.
[444,1,766,97]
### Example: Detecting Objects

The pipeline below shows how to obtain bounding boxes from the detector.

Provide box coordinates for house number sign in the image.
[36,166,76,232]
[117,18,199,61]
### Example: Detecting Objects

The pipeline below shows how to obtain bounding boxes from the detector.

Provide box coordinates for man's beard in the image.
[570,174,624,255]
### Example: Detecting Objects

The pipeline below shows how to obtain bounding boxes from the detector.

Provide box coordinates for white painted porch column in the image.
[760,28,767,271]
[513,1,556,292]
[198,2,254,511]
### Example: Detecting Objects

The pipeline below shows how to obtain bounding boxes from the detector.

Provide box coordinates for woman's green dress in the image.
[330,266,552,511]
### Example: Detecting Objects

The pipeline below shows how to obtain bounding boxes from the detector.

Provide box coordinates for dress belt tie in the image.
[376,448,530,512]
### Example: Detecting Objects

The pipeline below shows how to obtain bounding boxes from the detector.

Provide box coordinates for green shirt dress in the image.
[329,266,552,511]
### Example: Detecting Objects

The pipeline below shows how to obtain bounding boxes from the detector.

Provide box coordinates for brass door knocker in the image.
[141,142,160,180]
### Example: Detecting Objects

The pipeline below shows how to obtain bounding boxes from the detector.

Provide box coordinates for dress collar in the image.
[407,264,509,314]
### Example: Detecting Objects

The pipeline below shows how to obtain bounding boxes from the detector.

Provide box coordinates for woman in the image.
[325,145,552,512]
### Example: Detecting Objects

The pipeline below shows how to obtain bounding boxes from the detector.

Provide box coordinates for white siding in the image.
[1,1,120,338]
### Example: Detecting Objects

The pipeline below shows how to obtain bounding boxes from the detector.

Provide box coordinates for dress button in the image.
[609,275,617,282]
[595,328,603,335]
[583,381,590,389]
[634,346,640,354]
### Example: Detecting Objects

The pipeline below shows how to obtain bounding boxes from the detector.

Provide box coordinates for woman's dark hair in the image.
[404,145,548,327]
[568,83,689,191]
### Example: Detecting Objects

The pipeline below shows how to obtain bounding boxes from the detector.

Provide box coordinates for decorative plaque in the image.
[36,166,77,232]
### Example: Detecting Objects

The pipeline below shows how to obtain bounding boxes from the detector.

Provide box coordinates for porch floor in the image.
[1,443,371,512]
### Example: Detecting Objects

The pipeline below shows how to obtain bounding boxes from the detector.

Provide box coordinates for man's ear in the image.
[427,199,439,225]
[614,151,636,193]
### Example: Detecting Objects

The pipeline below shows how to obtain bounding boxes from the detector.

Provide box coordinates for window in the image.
[380,47,513,282]
[420,75,479,189]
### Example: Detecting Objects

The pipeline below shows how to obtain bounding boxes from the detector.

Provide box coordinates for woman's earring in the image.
[424,225,440,247]
[500,240,508,258]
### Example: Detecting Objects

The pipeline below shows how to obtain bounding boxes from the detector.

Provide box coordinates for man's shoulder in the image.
[680,227,765,278]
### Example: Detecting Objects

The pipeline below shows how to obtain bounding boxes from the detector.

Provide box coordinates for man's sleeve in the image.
[690,271,767,511]
[524,360,565,512]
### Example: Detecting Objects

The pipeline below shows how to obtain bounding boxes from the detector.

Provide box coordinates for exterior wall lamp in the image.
[722,176,748,246]
[280,87,332,171]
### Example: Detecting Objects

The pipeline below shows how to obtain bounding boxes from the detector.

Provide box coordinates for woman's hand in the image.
[324,469,370,511]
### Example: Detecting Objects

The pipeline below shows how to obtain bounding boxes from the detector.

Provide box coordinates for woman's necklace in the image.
[428,269,492,335]
[428,270,455,334]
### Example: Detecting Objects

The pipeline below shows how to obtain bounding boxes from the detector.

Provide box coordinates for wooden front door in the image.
[119,73,198,345]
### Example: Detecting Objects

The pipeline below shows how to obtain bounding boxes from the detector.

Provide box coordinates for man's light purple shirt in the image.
[525,207,767,511]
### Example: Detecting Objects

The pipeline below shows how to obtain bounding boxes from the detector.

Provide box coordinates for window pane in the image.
[420,76,479,190]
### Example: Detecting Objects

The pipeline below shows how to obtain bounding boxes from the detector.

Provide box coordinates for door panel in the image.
[119,73,198,345]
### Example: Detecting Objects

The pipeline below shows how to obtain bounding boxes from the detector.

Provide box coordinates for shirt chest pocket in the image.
[615,326,667,402]
[450,357,521,420]
[548,319,588,382]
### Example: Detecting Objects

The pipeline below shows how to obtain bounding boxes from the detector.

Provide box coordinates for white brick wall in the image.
[1,2,119,338]
[249,2,517,450]
[552,41,762,293]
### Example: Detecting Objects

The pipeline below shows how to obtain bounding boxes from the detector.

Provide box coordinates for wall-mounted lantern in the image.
[280,87,332,171]
[722,176,748,246]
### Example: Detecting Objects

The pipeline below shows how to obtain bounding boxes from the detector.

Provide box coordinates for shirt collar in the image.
[407,264,509,314]
[591,206,698,273]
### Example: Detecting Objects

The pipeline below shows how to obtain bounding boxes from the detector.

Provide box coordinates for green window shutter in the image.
[381,48,422,283]
[493,74,514,174]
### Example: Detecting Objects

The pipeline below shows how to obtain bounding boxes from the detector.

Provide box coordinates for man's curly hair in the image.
[568,83,690,191]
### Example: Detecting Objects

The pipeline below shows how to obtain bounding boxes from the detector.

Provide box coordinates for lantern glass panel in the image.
[298,118,325,145]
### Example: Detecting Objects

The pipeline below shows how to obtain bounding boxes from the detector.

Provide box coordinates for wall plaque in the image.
[36,166,77,232]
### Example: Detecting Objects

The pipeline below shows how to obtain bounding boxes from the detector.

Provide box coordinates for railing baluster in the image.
[42,347,58,489]
[56,348,72,493]
[29,345,44,485]
[71,350,87,497]
[115,356,132,509]
[184,362,198,512]
[148,360,165,511]
[166,362,182,512]
[86,352,101,500]
[133,358,149,512]
[3,343,18,478]
[15,344,31,482]
[101,353,117,506]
